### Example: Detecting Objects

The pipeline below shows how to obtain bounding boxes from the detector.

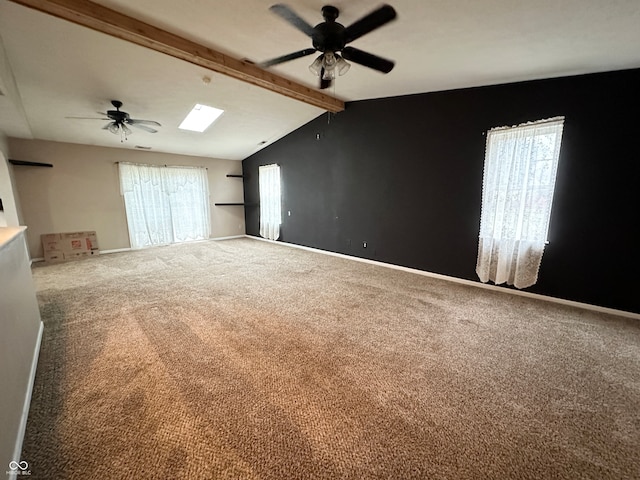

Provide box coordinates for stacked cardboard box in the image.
[41,231,100,262]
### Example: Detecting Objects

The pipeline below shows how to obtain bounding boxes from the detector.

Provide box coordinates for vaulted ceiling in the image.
[1,0,639,160]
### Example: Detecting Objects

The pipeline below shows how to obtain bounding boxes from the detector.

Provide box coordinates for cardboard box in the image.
[41,231,100,263]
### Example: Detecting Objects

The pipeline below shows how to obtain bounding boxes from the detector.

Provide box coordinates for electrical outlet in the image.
[363,242,367,248]
[288,210,291,216]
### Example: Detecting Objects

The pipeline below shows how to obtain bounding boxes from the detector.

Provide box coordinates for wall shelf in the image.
[216,173,247,206]
[9,159,53,167]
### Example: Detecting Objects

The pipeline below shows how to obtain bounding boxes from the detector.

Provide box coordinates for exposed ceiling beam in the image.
[8,0,345,113]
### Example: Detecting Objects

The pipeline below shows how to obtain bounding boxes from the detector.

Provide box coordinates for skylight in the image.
[179,104,224,132]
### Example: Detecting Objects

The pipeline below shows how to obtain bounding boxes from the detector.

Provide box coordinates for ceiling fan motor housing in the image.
[312,21,346,52]
[106,110,130,123]
[105,101,127,124]
[313,6,346,52]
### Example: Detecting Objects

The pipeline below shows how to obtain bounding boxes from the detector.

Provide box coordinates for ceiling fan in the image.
[67,100,161,140]
[259,4,397,89]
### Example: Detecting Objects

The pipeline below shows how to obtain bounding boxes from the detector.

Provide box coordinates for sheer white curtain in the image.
[119,163,210,249]
[259,164,281,240]
[476,117,564,289]
[119,163,172,248]
[163,166,210,243]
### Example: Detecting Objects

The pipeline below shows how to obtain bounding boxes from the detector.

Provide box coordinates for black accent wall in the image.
[243,69,640,314]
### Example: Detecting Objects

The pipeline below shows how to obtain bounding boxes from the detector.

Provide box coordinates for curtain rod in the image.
[115,161,207,170]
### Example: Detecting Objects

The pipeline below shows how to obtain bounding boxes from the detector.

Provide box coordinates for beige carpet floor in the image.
[22,237,640,479]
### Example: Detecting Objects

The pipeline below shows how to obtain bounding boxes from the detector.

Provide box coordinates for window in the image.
[178,104,224,132]
[476,117,564,288]
[259,164,281,240]
[119,163,210,249]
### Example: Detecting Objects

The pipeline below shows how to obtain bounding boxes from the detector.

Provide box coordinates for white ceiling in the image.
[1,0,639,161]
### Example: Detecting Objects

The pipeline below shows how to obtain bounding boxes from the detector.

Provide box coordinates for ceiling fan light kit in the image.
[260,3,397,89]
[309,52,351,80]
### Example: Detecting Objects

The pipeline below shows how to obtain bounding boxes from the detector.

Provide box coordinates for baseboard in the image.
[212,235,246,241]
[9,320,43,479]
[246,235,640,320]
[100,248,131,254]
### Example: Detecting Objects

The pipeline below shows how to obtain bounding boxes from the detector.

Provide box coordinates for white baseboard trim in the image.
[246,235,640,320]
[212,235,246,241]
[100,248,131,254]
[10,320,43,479]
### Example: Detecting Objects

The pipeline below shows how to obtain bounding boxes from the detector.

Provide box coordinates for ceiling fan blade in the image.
[259,48,317,68]
[319,68,332,90]
[129,123,158,134]
[66,116,109,120]
[269,4,315,37]
[341,47,395,73]
[344,4,397,43]
[128,118,162,127]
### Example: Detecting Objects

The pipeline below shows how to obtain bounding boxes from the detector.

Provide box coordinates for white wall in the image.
[9,139,246,258]
[0,228,42,474]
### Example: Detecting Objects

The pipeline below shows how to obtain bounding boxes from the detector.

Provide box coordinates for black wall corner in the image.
[242,68,640,314]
